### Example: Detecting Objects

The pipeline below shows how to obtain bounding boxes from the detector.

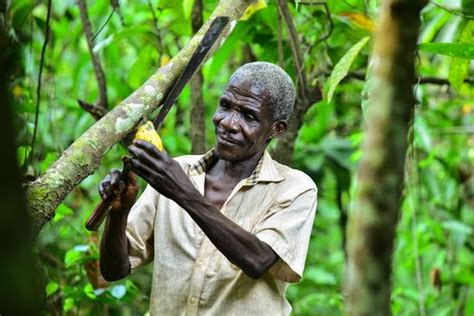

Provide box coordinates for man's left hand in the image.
[128,140,197,202]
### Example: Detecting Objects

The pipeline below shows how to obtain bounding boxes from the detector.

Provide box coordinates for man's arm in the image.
[128,141,278,279]
[97,170,139,281]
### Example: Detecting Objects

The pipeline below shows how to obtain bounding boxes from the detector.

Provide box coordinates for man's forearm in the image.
[99,212,131,281]
[178,192,278,279]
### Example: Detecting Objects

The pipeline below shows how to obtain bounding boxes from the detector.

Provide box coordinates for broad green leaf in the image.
[418,42,474,59]
[46,281,59,296]
[448,21,474,91]
[327,36,370,102]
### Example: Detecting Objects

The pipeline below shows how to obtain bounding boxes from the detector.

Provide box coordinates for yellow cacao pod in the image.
[134,121,164,151]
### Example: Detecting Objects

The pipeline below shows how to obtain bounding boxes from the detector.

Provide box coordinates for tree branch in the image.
[78,0,108,113]
[26,0,255,236]
[30,0,52,165]
[276,0,308,101]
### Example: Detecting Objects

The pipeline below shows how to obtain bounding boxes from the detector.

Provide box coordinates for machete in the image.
[85,16,229,231]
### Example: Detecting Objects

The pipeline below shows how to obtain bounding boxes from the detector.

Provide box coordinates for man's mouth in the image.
[217,134,240,146]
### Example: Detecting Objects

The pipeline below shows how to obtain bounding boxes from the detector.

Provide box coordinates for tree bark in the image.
[0,8,41,313]
[26,0,254,236]
[190,0,206,154]
[344,1,426,315]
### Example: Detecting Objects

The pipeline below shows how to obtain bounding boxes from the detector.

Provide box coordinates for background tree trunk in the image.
[0,9,41,313]
[190,0,206,154]
[344,1,426,315]
[26,0,254,236]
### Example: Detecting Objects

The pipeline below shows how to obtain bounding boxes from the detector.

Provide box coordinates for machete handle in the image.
[85,157,131,231]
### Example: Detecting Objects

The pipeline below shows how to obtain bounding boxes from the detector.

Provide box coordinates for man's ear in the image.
[271,121,288,139]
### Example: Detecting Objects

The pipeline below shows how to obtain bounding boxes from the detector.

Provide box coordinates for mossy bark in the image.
[26,0,254,236]
[344,1,426,315]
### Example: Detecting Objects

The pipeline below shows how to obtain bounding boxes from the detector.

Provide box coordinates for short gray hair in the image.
[227,62,295,121]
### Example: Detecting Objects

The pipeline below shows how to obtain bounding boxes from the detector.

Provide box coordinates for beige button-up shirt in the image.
[126,150,317,315]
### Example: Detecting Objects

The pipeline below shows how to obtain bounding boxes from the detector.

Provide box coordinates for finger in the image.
[110,169,122,190]
[133,140,163,157]
[129,157,158,184]
[129,144,158,168]
[98,182,107,200]
[103,175,113,197]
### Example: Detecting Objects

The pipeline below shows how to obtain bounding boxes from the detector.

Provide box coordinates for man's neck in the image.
[207,151,264,183]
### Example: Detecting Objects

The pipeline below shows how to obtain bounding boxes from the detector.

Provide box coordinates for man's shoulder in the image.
[271,159,317,193]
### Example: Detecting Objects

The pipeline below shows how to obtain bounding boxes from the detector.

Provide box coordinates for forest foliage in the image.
[5,0,474,314]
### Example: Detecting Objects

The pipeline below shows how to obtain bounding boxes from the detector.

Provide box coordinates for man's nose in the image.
[220,111,239,132]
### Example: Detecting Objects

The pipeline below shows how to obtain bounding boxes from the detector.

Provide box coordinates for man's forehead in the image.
[226,77,268,96]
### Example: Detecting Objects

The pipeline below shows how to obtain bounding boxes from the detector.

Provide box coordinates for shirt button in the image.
[198,261,204,268]
[190,296,198,303]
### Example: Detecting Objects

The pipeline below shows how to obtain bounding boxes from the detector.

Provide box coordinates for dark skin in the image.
[99,78,288,281]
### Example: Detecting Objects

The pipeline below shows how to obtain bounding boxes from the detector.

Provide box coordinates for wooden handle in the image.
[85,156,131,231]
[85,198,112,231]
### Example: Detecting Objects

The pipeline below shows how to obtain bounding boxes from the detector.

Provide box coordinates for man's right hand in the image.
[98,169,139,213]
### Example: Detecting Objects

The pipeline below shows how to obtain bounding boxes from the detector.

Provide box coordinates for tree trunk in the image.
[26,0,254,236]
[344,1,426,315]
[0,10,41,313]
[190,0,206,154]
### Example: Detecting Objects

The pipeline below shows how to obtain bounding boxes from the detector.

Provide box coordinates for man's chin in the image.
[214,146,240,162]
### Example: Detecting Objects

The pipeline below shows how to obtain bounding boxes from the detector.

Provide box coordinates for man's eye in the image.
[220,101,230,109]
[244,113,257,121]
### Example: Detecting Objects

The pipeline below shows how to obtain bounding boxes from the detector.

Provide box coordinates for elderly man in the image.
[98,62,317,315]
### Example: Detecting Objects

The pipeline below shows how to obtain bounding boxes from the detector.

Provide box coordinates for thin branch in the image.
[431,1,474,19]
[77,99,107,120]
[147,0,163,51]
[298,1,334,42]
[30,0,52,165]
[78,0,108,112]
[276,0,308,102]
[277,11,284,67]
[336,71,474,85]
[91,1,119,42]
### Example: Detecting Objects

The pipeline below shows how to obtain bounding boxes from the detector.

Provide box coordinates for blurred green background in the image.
[6,0,473,314]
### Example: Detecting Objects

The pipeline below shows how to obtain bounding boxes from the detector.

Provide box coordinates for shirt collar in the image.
[188,148,285,185]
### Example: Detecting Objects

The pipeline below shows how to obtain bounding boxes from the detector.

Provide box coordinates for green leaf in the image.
[448,21,474,91]
[183,0,195,20]
[327,36,370,102]
[418,42,474,59]
[63,298,74,312]
[304,267,337,285]
[53,203,73,222]
[46,281,59,296]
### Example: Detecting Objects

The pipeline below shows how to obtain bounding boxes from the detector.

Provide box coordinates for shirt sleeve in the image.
[254,187,317,283]
[126,184,160,271]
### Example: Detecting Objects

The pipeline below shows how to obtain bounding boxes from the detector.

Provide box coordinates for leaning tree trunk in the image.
[344,1,426,315]
[26,0,255,236]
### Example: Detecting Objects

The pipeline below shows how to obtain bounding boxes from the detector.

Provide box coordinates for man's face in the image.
[212,79,278,162]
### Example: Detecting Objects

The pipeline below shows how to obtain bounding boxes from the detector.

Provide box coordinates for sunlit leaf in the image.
[183,0,195,20]
[240,0,267,21]
[46,281,59,296]
[327,36,370,102]
[418,42,474,59]
[339,12,375,32]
